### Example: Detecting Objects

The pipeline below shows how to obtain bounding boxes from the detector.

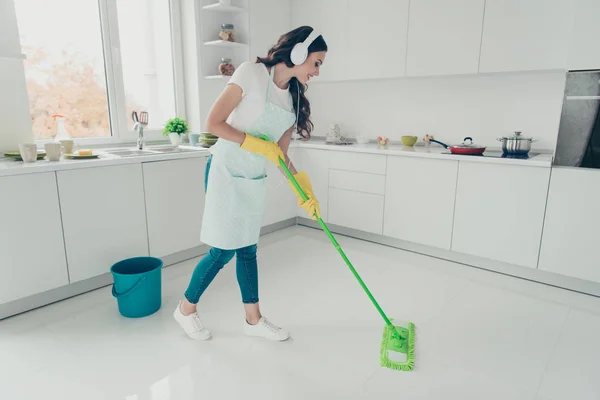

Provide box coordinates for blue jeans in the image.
[184,155,259,304]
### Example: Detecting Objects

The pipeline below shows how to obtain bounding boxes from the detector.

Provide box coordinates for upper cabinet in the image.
[346,0,409,80]
[406,0,485,77]
[566,0,600,71]
[289,0,579,81]
[292,0,348,82]
[479,0,575,73]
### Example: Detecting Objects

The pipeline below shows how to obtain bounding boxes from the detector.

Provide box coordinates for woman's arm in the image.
[204,84,246,144]
[277,127,298,176]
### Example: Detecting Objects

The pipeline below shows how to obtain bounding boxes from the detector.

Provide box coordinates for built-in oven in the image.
[554,70,600,168]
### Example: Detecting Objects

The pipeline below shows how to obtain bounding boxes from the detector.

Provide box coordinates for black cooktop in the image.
[441,151,538,160]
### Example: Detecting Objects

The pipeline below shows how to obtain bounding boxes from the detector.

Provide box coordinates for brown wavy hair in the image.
[256,26,327,139]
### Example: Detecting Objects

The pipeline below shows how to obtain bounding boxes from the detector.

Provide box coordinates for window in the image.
[14,0,180,142]
[116,0,176,131]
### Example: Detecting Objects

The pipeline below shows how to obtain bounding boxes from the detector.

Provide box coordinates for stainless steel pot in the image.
[497,131,534,155]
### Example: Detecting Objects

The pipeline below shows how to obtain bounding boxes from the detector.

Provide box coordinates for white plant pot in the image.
[169,132,182,145]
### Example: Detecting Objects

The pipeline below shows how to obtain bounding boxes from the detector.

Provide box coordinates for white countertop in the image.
[0,146,210,177]
[292,139,554,167]
[0,139,554,178]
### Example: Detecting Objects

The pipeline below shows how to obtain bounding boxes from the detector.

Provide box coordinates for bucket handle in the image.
[112,276,146,298]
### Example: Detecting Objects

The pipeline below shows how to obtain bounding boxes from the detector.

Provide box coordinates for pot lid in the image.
[500,131,533,141]
[451,137,484,148]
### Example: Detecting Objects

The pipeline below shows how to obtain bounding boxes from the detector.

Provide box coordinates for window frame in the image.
[31,0,186,147]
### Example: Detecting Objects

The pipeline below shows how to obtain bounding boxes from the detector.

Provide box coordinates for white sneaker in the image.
[173,301,211,341]
[244,317,290,341]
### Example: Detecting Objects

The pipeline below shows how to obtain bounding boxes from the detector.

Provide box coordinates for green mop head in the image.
[380,320,416,371]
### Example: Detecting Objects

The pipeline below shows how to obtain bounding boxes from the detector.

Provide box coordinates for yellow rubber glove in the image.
[240,133,284,165]
[299,197,321,220]
[288,172,321,219]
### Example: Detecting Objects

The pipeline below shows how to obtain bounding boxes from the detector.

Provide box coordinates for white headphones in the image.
[290,28,321,66]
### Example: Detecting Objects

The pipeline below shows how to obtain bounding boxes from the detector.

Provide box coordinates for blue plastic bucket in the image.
[110,256,163,318]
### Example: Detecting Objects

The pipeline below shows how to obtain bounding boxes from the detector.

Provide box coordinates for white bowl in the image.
[356,136,369,144]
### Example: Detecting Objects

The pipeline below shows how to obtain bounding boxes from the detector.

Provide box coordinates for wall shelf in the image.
[204,75,231,80]
[203,40,247,48]
[202,3,246,13]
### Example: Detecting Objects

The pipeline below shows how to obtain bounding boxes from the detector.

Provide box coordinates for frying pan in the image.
[428,137,486,155]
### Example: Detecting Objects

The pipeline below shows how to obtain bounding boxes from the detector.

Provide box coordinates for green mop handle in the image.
[278,157,394,328]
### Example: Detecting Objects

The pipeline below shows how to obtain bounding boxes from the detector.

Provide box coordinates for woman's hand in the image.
[240,134,285,165]
[288,171,321,220]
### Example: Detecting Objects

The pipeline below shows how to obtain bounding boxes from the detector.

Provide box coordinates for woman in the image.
[174,26,327,341]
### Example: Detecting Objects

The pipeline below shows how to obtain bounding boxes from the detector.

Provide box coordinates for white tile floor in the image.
[2,226,600,400]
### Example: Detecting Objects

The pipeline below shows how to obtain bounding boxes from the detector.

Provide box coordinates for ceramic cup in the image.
[45,142,62,161]
[189,133,200,146]
[59,139,74,154]
[19,143,38,163]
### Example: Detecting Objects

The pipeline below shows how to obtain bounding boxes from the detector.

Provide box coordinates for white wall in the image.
[306,71,567,151]
[0,0,33,152]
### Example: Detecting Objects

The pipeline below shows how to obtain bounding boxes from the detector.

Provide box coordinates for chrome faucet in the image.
[134,121,144,150]
[132,111,148,150]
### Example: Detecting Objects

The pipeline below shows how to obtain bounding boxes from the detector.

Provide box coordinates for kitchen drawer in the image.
[329,169,386,195]
[329,152,386,175]
[328,188,384,234]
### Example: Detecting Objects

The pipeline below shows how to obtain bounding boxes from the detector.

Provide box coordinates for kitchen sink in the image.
[104,149,155,157]
[146,146,199,153]
[103,146,203,158]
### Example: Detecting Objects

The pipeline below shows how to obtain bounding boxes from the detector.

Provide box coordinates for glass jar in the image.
[218,58,235,76]
[219,23,236,42]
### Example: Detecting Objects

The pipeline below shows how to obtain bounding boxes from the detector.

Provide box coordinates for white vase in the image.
[169,132,182,145]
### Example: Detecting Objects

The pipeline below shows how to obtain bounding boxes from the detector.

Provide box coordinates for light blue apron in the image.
[200,65,296,250]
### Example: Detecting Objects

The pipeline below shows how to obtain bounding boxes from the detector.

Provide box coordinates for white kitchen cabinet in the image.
[452,162,550,268]
[143,157,206,258]
[329,188,384,235]
[329,169,386,196]
[0,173,69,304]
[346,0,409,80]
[406,0,485,76]
[538,168,600,283]
[329,151,386,175]
[479,0,574,73]
[384,157,458,250]
[566,0,600,71]
[293,148,330,221]
[262,161,298,227]
[291,0,348,82]
[57,164,149,282]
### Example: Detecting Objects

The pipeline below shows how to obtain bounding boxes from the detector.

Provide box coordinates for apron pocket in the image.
[229,175,267,217]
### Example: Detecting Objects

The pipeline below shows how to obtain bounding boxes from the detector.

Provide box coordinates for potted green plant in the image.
[163,117,189,145]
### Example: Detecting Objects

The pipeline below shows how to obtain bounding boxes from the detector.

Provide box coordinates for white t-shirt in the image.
[225,62,295,133]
